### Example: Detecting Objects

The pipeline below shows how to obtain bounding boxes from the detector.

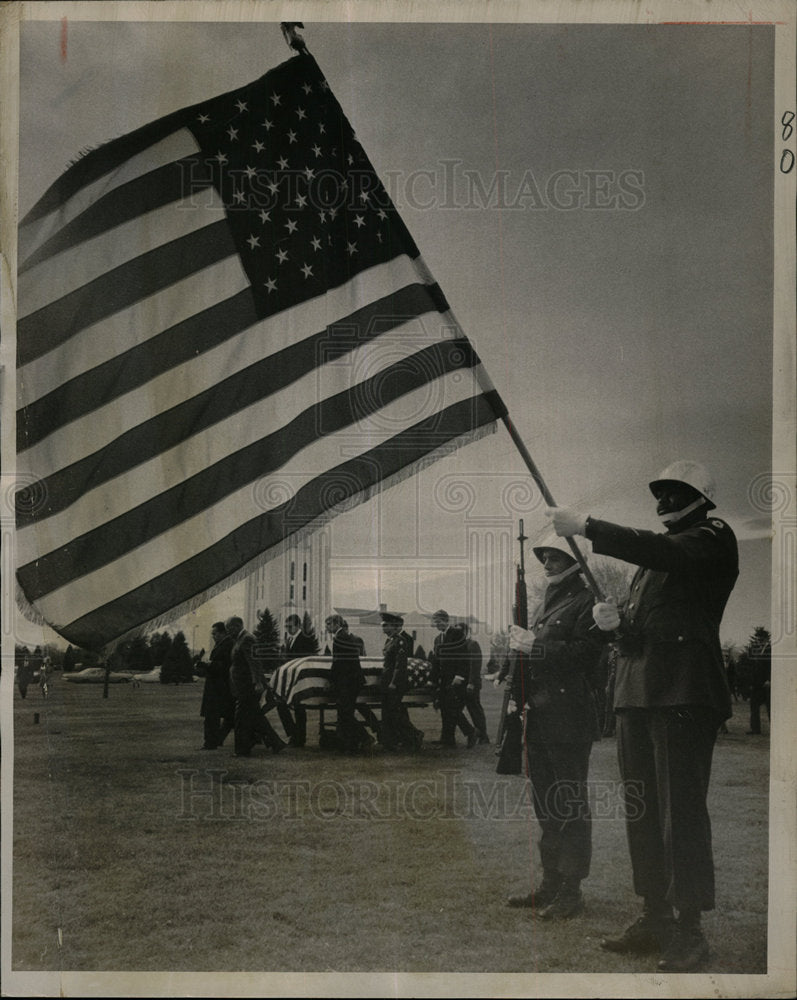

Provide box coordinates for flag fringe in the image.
[21,422,496,655]
[16,582,49,628]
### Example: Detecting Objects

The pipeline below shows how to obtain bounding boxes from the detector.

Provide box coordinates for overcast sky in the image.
[7,9,788,648]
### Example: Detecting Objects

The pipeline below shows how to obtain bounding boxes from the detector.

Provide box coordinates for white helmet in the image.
[532,534,591,565]
[649,460,716,510]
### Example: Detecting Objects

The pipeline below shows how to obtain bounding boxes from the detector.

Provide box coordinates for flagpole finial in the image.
[281,22,307,53]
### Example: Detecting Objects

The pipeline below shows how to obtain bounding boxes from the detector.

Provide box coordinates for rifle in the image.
[496,519,528,747]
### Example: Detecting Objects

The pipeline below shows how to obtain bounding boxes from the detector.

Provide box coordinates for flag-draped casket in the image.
[271,656,435,707]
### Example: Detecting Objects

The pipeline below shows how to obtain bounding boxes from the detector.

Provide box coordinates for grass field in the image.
[10,672,770,983]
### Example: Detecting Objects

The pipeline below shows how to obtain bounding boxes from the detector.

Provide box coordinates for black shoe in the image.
[271,738,288,754]
[466,730,479,749]
[232,752,251,758]
[538,887,584,921]
[601,913,674,954]
[657,923,709,972]
[478,732,491,744]
[507,880,560,910]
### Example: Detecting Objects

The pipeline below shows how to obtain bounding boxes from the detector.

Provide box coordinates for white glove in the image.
[545,506,588,537]
[592,601,621,631]
[508,624,535,654]
[493,676,502,688]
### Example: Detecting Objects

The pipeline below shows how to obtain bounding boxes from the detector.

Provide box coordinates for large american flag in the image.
[16,51,505,651]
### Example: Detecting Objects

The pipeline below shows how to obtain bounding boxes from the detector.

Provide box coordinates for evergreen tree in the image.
[150,631,173,672]
[254,608,281,672]
[128,636,153,673]
[746,626,771,658]
[735,626,772,699]
[155,632,178,683]
[162,631,193,684]
[301,611,321,655]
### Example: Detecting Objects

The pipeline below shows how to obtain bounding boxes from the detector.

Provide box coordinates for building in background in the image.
[244,529,332,638]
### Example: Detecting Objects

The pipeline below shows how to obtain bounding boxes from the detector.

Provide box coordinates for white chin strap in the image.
[658,496,706,526]
[545,562,581,586]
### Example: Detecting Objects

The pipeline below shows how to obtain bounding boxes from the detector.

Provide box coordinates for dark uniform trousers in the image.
[586,511,738,916]
[526,739,593,883]
[617,706,718,913]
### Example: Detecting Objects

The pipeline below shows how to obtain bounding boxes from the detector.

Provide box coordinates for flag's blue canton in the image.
[407,658,434,688]
[184,56,412,317]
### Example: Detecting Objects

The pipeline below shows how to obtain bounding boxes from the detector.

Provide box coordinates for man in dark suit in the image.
[198,621,235,749]
[549,459,738,972]
[325,614,368,753]
[227,616,286,757]
[506,539,605,919]
[430,610,477,748]
[462,624,489,743]
[276,613,316,746]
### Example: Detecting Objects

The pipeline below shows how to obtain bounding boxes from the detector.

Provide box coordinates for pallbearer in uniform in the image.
[379,612,424,752]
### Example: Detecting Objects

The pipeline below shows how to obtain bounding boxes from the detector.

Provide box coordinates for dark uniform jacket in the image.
[399,630,415,659]
[586,511,738,717]
[520,574,604,744]
[382,632,409,695]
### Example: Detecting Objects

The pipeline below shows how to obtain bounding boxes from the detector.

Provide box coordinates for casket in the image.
[271,656,435,708]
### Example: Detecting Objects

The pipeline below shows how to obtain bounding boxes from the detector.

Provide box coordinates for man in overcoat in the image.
[325,614,368,753]
[199,621,235,749]
[430,610,477,748]
[227,616,286,757]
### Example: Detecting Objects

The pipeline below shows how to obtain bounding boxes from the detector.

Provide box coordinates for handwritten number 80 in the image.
[781,112,794,173]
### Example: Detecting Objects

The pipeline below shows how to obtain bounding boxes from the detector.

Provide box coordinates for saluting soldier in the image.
[548,460,738,973]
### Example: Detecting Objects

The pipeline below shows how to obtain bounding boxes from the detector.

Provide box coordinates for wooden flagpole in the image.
[501,415,605,601]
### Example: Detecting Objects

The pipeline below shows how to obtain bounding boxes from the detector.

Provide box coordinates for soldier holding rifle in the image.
[505,535,605,919]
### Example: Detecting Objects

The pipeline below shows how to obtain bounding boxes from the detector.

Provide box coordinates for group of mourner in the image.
[196,459,740,974]
[196,608,488,758]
